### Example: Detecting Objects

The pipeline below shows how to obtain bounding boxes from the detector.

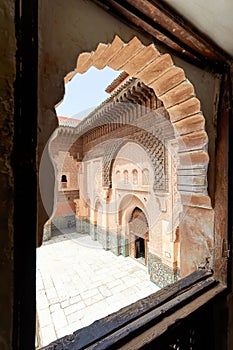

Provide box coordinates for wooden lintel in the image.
[97,0,230,68]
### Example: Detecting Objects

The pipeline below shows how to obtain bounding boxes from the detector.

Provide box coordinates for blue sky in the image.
[55,66,121,119]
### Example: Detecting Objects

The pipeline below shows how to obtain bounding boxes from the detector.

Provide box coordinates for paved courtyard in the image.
[36,231,160,348]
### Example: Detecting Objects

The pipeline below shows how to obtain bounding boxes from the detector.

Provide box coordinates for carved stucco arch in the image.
[35,34,215,278]
[93,197,102,211]
[104,136,167,192]
[118,193,149,228]
[65,35,210,209]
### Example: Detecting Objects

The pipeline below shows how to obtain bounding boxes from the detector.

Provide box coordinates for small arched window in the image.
[142,168,149,185]
[61,174,67,182]
[132,169,138,185]
[123,170,129,184]
[115,170,121,185]
[61,174,67,188]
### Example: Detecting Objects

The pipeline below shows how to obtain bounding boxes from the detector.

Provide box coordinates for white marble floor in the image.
[36,231,159,348]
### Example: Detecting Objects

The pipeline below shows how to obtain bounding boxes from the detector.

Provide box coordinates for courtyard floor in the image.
[36,231,160,348]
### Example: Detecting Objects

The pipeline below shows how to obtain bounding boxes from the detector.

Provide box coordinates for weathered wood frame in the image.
[12,0,232,349]
[40,6,231,350]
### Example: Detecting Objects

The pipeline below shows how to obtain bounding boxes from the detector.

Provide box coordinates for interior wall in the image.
[0,0,16,348]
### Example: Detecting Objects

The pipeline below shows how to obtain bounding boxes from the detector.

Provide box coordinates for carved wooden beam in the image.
[95,0,230,68]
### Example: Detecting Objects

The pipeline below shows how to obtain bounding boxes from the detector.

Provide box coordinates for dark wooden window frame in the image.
[14,0,232,349]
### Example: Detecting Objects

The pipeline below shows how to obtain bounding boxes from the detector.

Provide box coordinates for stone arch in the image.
[142,168,149,185]
[129,207,149,264]
[129,207,148,237]
[132,169,138,185]
[114,170,121,185]
[85,197,91,218]
[93,197,102,216]
[118,193,148,228]
[123,170,129,184]
[93,198,103,244]
[45,34,214,278]
[64,35,210,209]
[102,133,169,192]
[94,199,101,222]
[118,194,150,264]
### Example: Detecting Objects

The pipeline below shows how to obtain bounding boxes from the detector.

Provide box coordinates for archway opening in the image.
[135,237,145,260]
[129,207,149,265]
[37,63,163,347]
[37,35,214,348]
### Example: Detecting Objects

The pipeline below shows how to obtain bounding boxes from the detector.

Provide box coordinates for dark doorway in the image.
[135,236,145,260]
[129,207,148,265]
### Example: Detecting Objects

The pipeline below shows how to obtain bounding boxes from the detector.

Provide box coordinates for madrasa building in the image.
[45,71,213,288]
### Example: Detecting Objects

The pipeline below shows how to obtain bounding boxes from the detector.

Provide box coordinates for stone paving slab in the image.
[36,231,159,347]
